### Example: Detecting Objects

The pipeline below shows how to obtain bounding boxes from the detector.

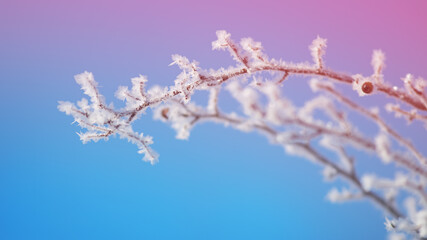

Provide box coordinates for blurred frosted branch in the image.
[59,30,427,239]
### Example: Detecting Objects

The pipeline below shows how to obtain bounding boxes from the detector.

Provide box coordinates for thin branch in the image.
[317,82,427,166]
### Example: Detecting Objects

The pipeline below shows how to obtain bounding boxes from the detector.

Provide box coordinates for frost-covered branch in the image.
[313,79,427,167]
[59,31,427,239]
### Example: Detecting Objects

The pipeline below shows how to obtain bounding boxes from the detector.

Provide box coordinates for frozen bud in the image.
[385,218,397,231]
[326,188,354,203]
[362,81,374,94]
[385,103,396,113]
[370,107,380,115]
[276,132,293,144]
[170,54,197,72]
[240,38,263,52]
[385,188,397,202]
[240,37,267,61]
[147,85,169,101]
[372,50,385,77]
[395,174,408,186]
[161,108,170,120]
[58,101,75,115]
[322,165,337,181]
[361,174,377,191]
[414,77,427,92]
[352,74,375,96]
[131,74,148,85]
[212,30,231,50]
[404,74,424,96]
[77,98,89,111]
[402,73,414,84]
[309,36,327,69]
[138,145,159,165]
[77,132,91,144]
[115,86,129,101]
[326,188,341,203]
[175,124,190,140]
[74,71,105,106]
[384,218,414,233]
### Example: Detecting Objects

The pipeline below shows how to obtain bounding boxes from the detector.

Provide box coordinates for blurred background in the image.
[1,0,426,239]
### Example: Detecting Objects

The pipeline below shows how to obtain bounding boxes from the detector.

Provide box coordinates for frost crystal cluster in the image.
[59,31,427,239]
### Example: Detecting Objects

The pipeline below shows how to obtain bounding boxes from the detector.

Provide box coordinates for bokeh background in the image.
[1,0,427,239]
